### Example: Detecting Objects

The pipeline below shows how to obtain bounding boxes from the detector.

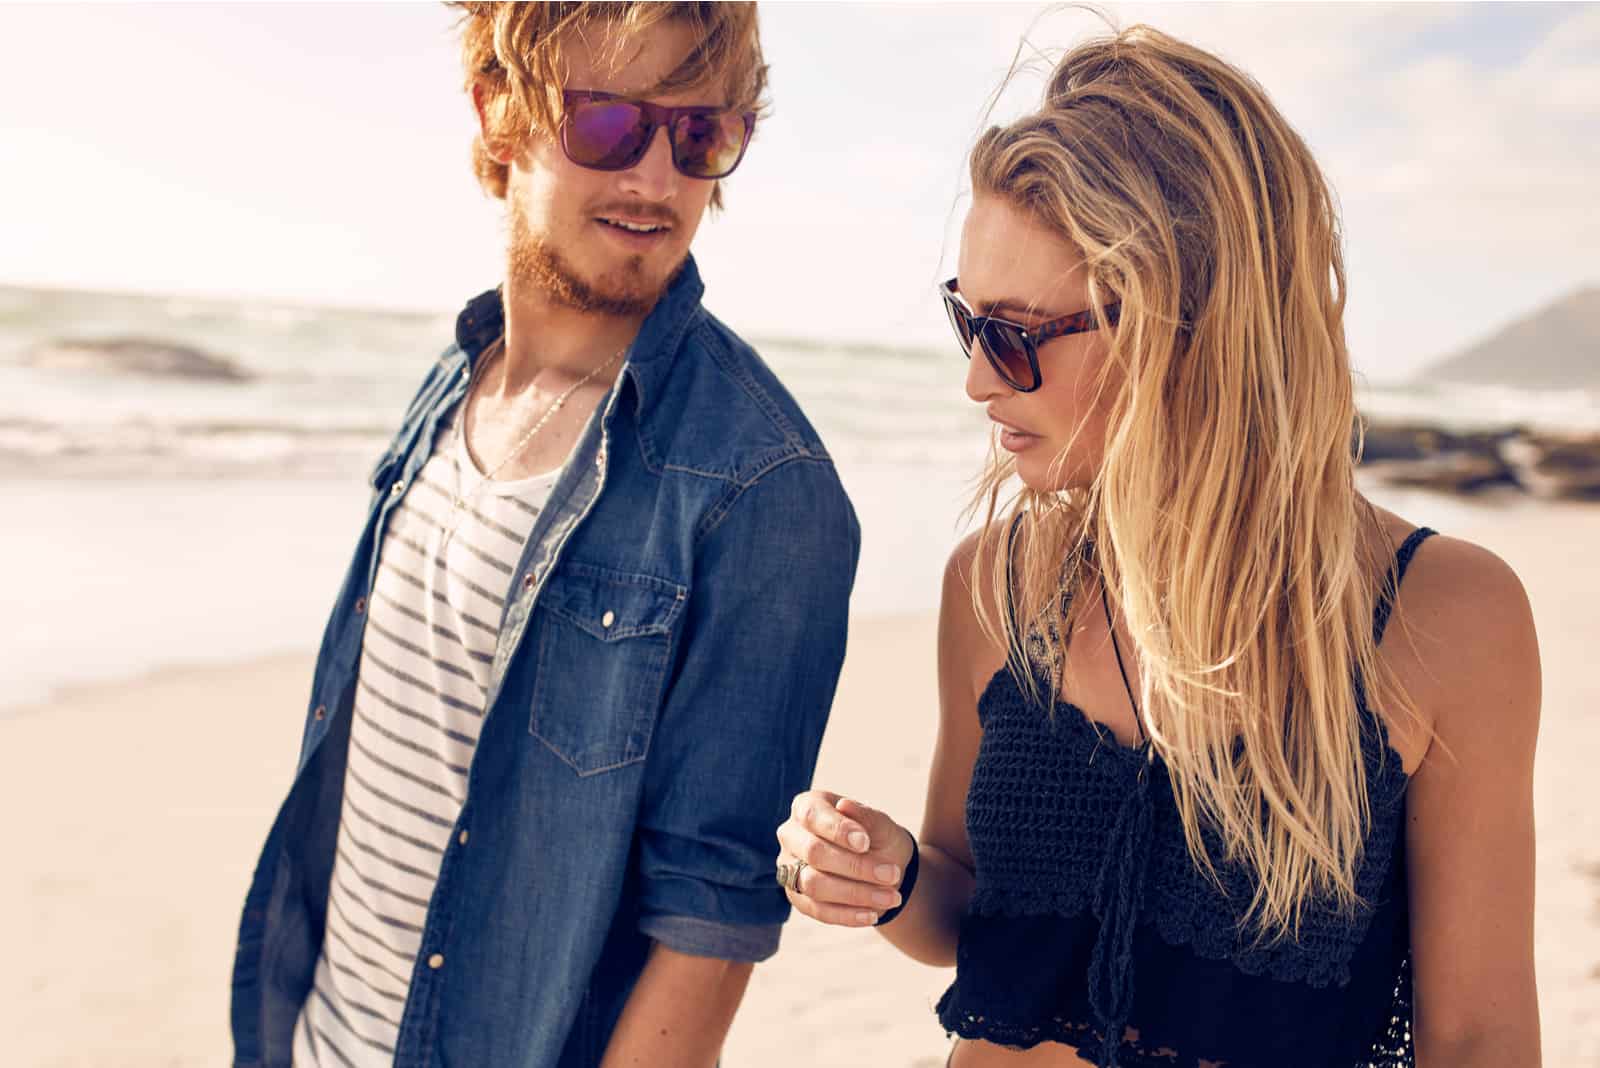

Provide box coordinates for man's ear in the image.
[472,82,515,165]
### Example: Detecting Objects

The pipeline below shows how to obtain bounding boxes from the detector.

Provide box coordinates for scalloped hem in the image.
[937,994,1414,1068]
[939,1008,1217,1067]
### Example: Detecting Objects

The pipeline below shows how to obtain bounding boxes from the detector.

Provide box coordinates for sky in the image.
[2,2,1596,381]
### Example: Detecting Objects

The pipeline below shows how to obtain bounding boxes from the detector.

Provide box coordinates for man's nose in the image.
[618,125,679,203]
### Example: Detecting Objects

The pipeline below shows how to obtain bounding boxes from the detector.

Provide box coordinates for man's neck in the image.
[498,273,653,395]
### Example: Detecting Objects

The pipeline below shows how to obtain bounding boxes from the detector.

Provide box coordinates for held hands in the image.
[776,790,915,927]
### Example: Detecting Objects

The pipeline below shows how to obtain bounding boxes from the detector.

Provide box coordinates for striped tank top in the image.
[292,408,562,1067]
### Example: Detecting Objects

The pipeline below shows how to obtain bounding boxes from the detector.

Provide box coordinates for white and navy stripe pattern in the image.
[292,413,560,1067]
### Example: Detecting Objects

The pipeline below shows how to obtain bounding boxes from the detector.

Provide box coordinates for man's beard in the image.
[507,200,682,318]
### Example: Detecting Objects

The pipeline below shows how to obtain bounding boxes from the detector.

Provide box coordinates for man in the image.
[229,5,859,1066]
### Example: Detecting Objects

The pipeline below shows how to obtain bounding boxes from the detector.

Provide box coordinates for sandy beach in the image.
[5,496,1599,1067]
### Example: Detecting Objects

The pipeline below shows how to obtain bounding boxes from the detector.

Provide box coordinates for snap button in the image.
[354,597,367,615]
[427,953,444,970]
[313,705,326,721]
[523,573,536,591]
[458,830,469,845]
[390,481,405,498]
[601,610,616,629]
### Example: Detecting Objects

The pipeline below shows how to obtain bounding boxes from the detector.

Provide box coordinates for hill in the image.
[1426,286,1600,389]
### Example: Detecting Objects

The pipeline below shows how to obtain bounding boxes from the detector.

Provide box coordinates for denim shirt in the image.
[230,257,860,1068]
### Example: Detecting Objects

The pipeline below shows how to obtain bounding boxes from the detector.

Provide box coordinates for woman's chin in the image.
[1016,475,1070,494]
[1013,455,1078,494]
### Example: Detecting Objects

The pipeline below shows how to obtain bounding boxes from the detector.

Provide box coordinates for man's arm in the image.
[607,456,859,1063]
[599,944,753,1068]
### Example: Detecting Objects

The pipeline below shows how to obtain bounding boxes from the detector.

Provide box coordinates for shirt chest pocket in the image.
[530,564,688,776]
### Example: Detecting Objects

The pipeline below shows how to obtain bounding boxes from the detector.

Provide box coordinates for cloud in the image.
[1297,6,1600,372]
[0,2,1592,376]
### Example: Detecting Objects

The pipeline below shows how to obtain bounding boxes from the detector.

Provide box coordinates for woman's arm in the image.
[777,532,1003,966]
[1402,536,1542,1066]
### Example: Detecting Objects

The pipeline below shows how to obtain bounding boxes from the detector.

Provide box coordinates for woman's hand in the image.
[776,790,917,927]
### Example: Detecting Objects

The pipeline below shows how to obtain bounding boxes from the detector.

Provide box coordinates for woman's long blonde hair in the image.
[967,25,1411,940]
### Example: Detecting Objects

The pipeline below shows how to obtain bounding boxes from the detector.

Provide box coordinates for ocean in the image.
[4,284,1593,709]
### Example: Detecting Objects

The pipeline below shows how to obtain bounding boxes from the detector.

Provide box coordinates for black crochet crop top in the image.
[936,527,1437,1068]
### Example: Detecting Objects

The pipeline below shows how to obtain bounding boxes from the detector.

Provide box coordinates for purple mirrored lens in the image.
[565,100,649,169]
[669,110,750,178]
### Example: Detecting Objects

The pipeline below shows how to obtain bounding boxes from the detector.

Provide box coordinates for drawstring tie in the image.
[1088,760,1154,1068]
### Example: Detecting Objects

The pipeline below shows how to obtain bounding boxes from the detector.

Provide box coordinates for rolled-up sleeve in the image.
[635,455,860,962]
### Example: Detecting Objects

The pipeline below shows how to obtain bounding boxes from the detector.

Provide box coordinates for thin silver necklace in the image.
[440,338,624,550]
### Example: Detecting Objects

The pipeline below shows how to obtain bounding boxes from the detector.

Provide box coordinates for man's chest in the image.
[461,381,611,482]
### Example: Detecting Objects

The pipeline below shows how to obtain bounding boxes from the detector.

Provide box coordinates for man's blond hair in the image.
[450,2,767,210]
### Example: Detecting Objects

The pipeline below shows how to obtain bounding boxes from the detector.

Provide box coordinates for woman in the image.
[776,26,1541,1068]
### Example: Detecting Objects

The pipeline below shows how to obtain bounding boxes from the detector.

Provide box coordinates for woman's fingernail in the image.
[848,831,870,852]
[871,890,897,907]
[875,864,900,883]
[856,911,876,925]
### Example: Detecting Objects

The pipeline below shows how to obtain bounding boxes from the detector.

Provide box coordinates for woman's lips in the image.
[991,418,1041,453]
[999,429,1039,453]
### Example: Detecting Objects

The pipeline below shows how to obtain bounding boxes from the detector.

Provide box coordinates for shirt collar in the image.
[451,255,700,367]
[452,255,706,416]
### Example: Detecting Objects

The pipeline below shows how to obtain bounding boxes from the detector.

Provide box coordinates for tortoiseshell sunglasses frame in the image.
[941,278,1120,393]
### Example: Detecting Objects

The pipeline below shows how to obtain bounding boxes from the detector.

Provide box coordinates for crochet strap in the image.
[1001,513,1029,676]
[1373,527,1436,646]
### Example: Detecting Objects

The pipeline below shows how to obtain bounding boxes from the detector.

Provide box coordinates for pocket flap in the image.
[542,563,687,641]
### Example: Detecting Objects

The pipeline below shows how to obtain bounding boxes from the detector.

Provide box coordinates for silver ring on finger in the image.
[790,859,809,896]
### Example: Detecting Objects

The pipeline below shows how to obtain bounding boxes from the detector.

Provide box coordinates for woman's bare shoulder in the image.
[1365,503,1540,769]
[941,524,1013,695]
[1367,504,1532,654]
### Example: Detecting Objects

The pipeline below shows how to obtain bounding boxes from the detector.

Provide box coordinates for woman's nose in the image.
[964,342,1012,404]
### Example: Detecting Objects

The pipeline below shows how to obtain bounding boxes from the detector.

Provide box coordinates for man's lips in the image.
[595,215,672,234]
[593,203,679,236]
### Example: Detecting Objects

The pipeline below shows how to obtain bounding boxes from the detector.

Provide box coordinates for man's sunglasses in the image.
[941,278,1120,393]
[560,90,756,180]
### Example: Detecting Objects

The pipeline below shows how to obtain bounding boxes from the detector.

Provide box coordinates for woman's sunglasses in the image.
[560,90,756,180]
[941,278,1120,393]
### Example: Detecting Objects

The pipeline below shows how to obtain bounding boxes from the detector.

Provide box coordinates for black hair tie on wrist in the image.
[874,836,921,927]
